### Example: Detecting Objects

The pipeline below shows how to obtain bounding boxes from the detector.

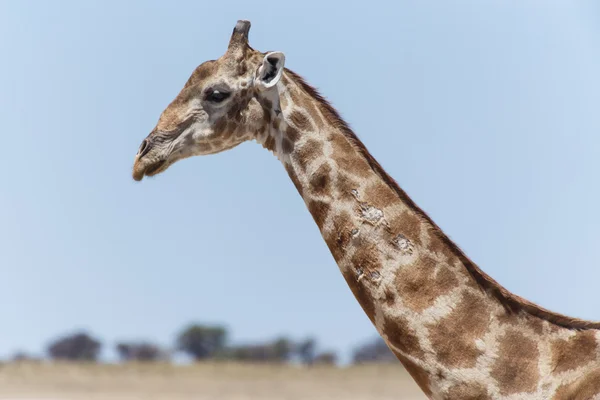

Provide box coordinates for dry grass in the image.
[0,362,426,400]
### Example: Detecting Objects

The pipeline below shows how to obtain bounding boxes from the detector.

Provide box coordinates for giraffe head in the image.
[132,20,285,181]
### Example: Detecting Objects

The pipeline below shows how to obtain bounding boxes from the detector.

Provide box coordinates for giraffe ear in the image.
[255,52,285,90]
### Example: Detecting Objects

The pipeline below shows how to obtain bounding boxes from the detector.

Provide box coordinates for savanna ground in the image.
[0,362,426,400]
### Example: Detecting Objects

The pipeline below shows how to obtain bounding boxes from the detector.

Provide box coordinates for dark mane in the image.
[284,68,600,331]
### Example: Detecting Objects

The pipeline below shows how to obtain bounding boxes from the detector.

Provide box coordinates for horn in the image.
[228,20,251,49]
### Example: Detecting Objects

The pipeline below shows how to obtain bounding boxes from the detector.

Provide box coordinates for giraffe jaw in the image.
[132,158,169,181]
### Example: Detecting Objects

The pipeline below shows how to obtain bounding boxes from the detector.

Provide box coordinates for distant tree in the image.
[47,331,101,362]
[296,337,317,365]
[223,337,293,363]
[270,337,293,362]
[352,337,397,364]
[116,341,167,362]
[314,351,338,366]
[176,324,227,361]
[226,344,272,362]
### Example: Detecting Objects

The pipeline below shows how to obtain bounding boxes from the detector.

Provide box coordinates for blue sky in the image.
[1,1,599,362]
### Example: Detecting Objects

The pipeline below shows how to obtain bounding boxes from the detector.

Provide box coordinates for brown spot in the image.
[383,315,423,359]
[553,385,571,400]
[281,138,294,154]
[383,287,396,306]
[428,229,456,261]
[394,353,432,398]
[497,312,546,335]
[335,173,361,202]
[395,255,458,312]
[307,199,330,229]
[237,62,247,76]
[224,121,236,137]
[330,134,372,178]
[551,330,597,373]
[289,86,320,120]
[297,100,323,128]
[235,126,245,137]
[463,270,482,290]
[363,182,398,209]
[309,163,332,196]
[261,105,272,125]
[294,139,322,172]
[260,98,273,110]
[386,211,423,247]
[496,310,515,327]
[553,368,600,400]
[445,382,490,400]
[285,164,303,196]
[546,322,563,334]
[325,211,353,262]
[289,110,313,131]
[227,101,243,122]
[272,118,280,131]
[308,106,326,129]
[263,135,276,152]
[183,60,217,88]
[285,125,300,142]
[350,240,382,279]
[428,291,490,368]
[196,143,212,153]
[527,316,545,335]
[336,239,379,323]
[214,117,227,135]
[342,270,376,324]
[257,126,267,138]
[491,329,539,396]
[288,86,303,105]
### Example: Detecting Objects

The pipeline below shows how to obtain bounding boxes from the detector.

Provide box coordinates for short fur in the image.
[284,68,600,331]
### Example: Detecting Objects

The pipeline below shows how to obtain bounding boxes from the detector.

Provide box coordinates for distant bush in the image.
[176,324,228,361]
[313,351,338,366]
[47,331,102,362]
[221,336,294,363]
[28,323,399,368]
[224,344,274,362]
[271,336,294,362]
[296,337,317,366]
[352,337,397,364]
[116,341,168,362]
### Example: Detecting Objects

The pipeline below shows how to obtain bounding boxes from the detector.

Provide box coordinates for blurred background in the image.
[0,0,599,399]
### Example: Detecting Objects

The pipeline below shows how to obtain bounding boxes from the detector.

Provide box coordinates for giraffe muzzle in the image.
[132,157,168,182]
[132,138,169,181]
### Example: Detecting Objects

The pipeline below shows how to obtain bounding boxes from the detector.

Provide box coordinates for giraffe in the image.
[131,20,600,399]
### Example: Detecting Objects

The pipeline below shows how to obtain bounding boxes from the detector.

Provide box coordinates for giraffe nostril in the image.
[137,139,151,159]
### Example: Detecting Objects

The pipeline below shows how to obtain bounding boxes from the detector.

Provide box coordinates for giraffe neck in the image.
[254,70,600,399]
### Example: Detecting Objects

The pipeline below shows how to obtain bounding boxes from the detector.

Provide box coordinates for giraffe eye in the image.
[207,90,230,103]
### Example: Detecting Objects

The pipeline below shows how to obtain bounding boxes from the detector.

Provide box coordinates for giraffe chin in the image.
[132,159,168,181]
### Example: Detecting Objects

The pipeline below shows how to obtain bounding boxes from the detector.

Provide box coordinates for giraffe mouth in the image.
[132,159,168,181]
[145,160,168,176]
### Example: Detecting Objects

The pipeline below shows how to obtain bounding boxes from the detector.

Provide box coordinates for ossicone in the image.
[228,20,251,49]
